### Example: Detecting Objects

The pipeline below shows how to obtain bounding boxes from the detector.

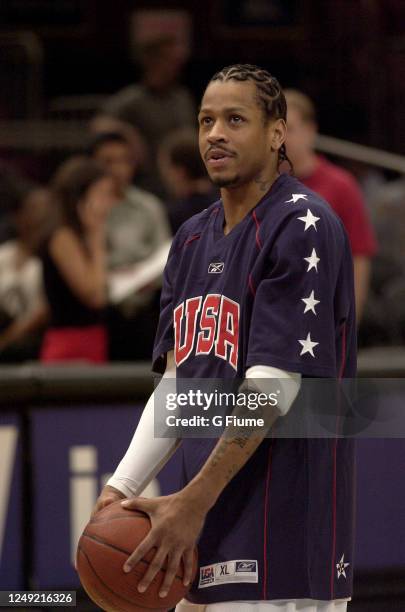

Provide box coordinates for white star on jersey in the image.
[285,194,308,204]
[304,248,320,272]
[302,290,320,315]
[336,554,350,579]
[298,209,320,231]
[299,332,319,357]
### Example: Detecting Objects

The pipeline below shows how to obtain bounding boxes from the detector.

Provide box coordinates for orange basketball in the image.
[77,500,198,612]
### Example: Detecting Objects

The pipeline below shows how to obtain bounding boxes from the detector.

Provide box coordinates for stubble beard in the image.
[211,173,241,188]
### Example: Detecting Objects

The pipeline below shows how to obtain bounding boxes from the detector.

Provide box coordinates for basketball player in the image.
[93,65,356,612]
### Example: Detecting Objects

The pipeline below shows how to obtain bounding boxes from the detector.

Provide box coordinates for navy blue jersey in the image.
[152,173,356,604]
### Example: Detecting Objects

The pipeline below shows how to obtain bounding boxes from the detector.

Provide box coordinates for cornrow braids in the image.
[210,64,293,172]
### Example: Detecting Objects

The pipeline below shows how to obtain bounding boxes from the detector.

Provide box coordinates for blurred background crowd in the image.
[1,0,405,365]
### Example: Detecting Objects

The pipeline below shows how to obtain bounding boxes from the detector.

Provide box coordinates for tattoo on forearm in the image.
[210,439,231,469]
[210,425,260,469]
[207,398,274,483]
[232,431,252,449]
[205,396,278,489]
[225,464,239,483]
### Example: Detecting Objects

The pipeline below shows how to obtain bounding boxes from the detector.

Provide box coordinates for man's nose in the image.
[207,120,227,143]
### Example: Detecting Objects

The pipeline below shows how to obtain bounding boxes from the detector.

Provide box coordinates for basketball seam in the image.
[81,534,184,582]
[82,533,148,561]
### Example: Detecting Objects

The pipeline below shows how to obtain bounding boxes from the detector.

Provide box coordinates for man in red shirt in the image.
[285,89,377,321]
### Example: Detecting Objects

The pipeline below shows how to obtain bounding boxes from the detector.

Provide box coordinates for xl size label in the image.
[198,559,258,589]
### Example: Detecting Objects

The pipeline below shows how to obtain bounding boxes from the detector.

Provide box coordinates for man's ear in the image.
[270,118,287,152]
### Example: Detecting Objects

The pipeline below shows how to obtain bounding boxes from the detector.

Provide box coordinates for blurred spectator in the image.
[359,177,405,346]
[0,184,50,362]
[99,35,195,198]
[40,157,116,363]
[341,159,386,207]
[0,163,25,245]
[158,129,218,233]
[89,131,171,268]
[90,132,171,361]
[89,114,149,186]
[285,89,378,321]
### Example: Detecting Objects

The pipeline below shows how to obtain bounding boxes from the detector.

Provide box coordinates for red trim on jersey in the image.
[248,274,256,297]
[263,440,273,599]
[330,441,338,598]
[330,321,347,597]
[252,210,263,250]
[184,234,200,246]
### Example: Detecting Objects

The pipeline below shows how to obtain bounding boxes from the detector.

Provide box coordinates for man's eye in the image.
[230,115,243,124]
[200,117,212,126]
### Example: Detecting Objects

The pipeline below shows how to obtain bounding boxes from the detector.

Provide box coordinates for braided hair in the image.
[210,64,293,172]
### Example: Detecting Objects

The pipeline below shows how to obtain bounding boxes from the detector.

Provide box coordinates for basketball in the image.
[76,500,198,612]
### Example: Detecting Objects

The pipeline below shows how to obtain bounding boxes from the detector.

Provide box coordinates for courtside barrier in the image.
[0,349,404,602]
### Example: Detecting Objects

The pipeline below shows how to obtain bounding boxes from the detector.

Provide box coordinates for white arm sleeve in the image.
[107,351,179,498]
[245,365,301,416]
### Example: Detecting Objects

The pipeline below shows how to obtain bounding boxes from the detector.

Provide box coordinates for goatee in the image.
[212,175,240,188]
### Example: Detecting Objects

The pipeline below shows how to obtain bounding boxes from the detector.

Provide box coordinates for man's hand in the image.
[92,485,126,519]
[120,491,206,598]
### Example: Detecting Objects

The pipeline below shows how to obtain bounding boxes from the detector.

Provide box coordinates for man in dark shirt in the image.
[94,65,356,612]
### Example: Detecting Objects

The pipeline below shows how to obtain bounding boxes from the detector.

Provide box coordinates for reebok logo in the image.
[236,561,257,572]
[208,262,224,274]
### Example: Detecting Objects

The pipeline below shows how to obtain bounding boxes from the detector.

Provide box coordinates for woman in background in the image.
[40,156,116,363]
